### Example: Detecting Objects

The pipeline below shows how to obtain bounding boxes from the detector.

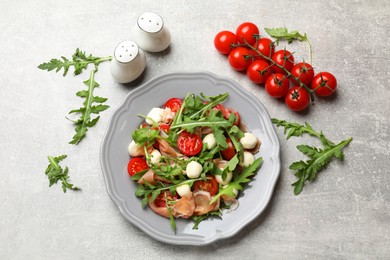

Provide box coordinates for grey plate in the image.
[100,71,280,245]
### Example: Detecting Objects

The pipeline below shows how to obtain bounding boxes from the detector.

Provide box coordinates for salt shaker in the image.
[131,12,171,52]
[110,40,146,83]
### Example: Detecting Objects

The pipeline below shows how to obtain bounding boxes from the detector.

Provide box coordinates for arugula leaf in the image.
[272,118,353,195]
[68,67,109,144]
[210,158,263,204]
[168,207,177,234]
[265,27,312,64]
[291,138,352,195]
[188,93,229,119]
[192,210,222,230]
[44,155,79,192]
[38,48,112,76]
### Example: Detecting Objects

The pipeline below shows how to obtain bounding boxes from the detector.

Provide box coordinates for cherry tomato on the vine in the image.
[291,62,314,86]
[310,72,337,97]
[127,157,149,177]
[214,30,238,55]
[285,86,310,112]
[265,73,290,98]
[164,97,183,112]
[253,37,275,60]
[193,176,219,196]
[271,50,295,74]
[228,47,253,71]
[177,131,203,156]
[236,22,259,45]
[247,60,272,84]
[221,138,236,160]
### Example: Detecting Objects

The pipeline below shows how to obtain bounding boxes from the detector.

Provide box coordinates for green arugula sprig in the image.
[264,27,312,64]
[44,155,79,192]
[272,118,352,195]
[38,48,112,76]
[192,210,223,230]
[210,157,263,204]
[68,67,109,144]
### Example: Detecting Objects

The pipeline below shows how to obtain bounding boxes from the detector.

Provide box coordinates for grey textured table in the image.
[1,0,389,259]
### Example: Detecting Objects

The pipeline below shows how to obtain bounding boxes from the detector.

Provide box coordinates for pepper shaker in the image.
[110,40,146,83]
[131,12,171,52]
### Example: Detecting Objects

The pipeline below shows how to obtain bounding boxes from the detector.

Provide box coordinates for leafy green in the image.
[192,210,222,230]
[264,27,312,64]
[210,158,263,204]
[44,155,79,192]
[272,118,353,195]
[38,48,112,76]
[68,67,109,144]
[168,207,177,234]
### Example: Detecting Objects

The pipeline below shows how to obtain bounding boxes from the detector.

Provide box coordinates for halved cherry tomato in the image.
[127,157,149,177]
[253,37,275,60]
[236,22,259,45]
[177,131,203,156]
[154,191,178,207]
[193,176,219,196]
[221,138,236,160]
[159,123,170,133]
[214,30,238,55]
[164,98,183,112]
[271,50,295,74]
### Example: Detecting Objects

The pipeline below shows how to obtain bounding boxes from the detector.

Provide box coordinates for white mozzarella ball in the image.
[176,184,191,199]
[223,185,238,198]
[216,171,233,185]
[128,140,141,157]
[186,161,203,179]
[145,107,164,125]
[240,132,258,149]
[203,133,216,150]
[240,151,255,167]
[150,149,161,165]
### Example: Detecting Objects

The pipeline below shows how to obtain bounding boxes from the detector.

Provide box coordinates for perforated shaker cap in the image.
[137,12,164,33]
[114,40,139,63]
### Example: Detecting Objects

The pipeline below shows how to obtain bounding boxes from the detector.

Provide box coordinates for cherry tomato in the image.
[214,30,238,55]
[285,86,310,112]
[159,123,170,133]
[310,72,337,97]
[127,157,149,177]
[164,98,183,112]
[193,176,219,196]
[265,73,290,98]
[235,22,259,45]
[221,138,236,160]
[154,191,178,207]
[291,62,314,86]
[214,104,240,126]
[247,60,272,84]
[177,131,203,156]
[271,50,295,74]
[228,47,252,71]
[253,37,275,60]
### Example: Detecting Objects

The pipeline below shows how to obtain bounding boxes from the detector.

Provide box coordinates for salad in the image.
[127,92,262,231]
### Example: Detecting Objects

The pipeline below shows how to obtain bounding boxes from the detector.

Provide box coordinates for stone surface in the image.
[0,0,389,259]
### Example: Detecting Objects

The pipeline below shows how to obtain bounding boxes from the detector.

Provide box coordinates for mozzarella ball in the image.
[240,151,255,167]
[203,133,216,150]
[145,107,164,125]
[216,171,233,185]
[223,185,238,198]
[150,149,161,165]
[128,140,141,157]
[240,132,258,149]
[186,161,203,179]
[176,184,191,199]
